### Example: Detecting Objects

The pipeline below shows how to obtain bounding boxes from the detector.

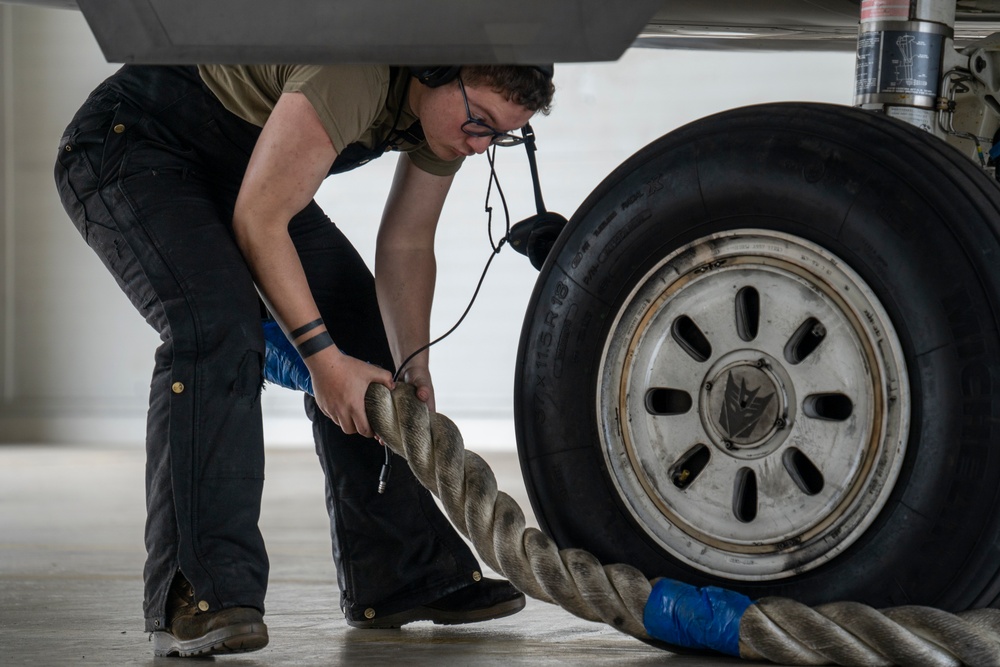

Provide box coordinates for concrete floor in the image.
[0,442,766,666]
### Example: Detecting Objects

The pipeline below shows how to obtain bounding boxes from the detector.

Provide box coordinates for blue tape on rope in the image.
[262,319,314,395]
[643,578,753,657]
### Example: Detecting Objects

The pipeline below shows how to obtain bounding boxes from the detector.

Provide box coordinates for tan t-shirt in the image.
[197,64,462,177]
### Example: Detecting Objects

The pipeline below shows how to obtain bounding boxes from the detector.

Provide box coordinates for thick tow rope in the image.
[365,381,653,637]
[364,383,1000,666]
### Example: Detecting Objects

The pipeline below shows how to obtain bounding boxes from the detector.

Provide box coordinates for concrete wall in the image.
[0,4,856,446]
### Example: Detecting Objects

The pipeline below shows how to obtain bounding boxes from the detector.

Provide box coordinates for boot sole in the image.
[152,621,269,657]
[347,594,526,629]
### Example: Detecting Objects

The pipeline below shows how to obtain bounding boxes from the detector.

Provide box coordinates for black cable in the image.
[392,244,503,386]
[392,145,509,384]
[380,145,510,493]
[484,144,512,252]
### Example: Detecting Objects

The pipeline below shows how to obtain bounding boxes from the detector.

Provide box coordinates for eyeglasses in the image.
[458,75,524,147]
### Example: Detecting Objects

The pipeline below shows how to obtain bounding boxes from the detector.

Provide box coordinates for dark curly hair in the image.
[461,65,555,115]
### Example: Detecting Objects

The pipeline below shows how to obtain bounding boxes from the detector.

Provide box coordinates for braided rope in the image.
[741,599,1000,666]
[365,383,1000,665]
[365,382,652,637]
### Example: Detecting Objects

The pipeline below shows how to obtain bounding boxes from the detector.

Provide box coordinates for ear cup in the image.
[409,66,461,87]
[508,211,568,270]
[534,65,554,79]
[525,211,568,270]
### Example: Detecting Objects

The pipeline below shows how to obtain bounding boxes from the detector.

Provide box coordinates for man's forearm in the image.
[375,246,436,372]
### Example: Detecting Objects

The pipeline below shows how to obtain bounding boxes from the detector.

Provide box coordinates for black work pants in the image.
[53,65,478,632]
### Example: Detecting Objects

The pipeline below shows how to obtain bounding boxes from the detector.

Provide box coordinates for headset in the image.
[409,64,554,87]
[407,63,563,270]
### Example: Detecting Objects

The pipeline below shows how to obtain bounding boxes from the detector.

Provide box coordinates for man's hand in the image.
[308,347,394,437]
[400,364,436,414]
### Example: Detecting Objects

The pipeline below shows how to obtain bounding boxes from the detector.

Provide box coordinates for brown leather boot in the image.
[152,573,269,657]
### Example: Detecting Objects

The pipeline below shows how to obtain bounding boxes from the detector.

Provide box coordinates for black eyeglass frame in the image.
[457,75,525,147]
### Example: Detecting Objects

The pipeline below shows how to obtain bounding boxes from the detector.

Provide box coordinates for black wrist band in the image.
[296,331,335,358]
[289,318,324,340]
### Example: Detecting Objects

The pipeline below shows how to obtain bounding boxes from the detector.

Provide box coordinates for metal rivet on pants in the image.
[64,144,73,152]
[154,619,160,627]
[364,608,376,619]
[171,382,185,394]
[198,600,209,612]
[472,571,482,582]
[113,123,126,134]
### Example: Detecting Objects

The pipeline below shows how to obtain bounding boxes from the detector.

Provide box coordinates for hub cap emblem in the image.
[719,371,775,442]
